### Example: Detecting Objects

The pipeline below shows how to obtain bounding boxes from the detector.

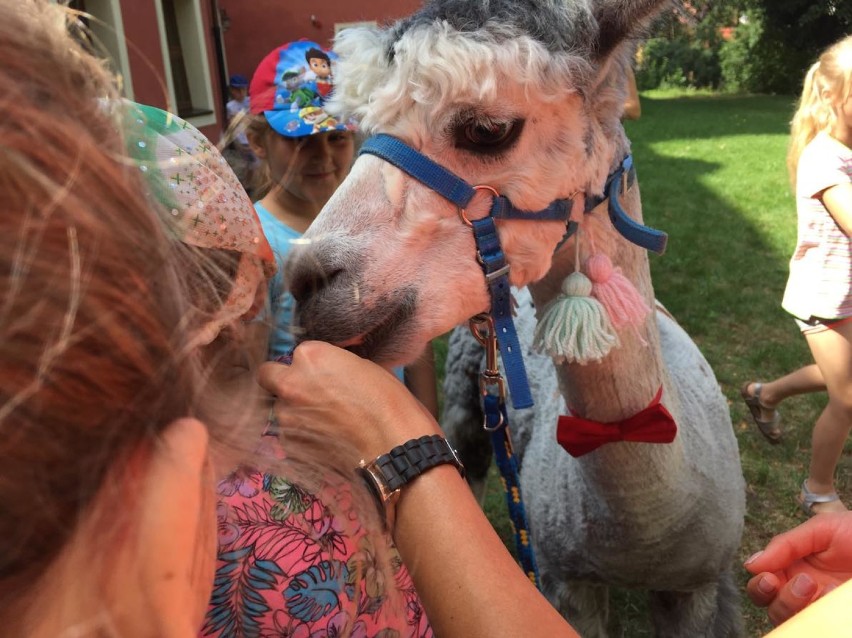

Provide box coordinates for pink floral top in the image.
[201,434,432,638]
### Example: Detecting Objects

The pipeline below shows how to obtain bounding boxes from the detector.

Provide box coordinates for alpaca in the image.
[284,1,746,636]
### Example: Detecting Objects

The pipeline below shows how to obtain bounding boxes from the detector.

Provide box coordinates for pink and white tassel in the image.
[585,253,651,330]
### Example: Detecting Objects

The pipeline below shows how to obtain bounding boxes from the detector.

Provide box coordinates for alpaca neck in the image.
[531,183,668,416]
[528,207,688,497]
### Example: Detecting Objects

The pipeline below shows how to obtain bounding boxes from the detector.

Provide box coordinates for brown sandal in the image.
[740,382,782,444]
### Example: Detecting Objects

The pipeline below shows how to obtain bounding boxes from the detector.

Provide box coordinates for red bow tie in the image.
[556,386,677,457]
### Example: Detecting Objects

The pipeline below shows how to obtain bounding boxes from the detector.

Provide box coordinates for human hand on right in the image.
[745,513,852,626]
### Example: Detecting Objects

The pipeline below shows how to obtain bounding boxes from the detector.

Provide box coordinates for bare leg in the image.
[803,321,852,513]
[743,364,825,430]
[751,364,825,409]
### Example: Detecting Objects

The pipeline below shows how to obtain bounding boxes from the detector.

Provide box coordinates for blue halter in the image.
[558,154,668,254]
[358,133,668,409]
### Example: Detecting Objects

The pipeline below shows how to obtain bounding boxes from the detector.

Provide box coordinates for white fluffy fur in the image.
[331,24,593,132]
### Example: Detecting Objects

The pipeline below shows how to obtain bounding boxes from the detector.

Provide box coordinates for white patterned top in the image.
[782,133,852,321]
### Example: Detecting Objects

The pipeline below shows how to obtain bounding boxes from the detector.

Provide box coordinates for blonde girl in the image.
[743,35,852,514]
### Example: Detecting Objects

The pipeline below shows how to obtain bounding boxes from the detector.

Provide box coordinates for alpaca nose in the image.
[285,247,342,306]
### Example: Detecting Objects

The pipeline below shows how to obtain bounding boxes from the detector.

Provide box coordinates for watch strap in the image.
[368,434,465,492]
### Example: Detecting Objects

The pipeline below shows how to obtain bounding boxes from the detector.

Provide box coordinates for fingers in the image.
[256,340,444,459]
[744,514,845,574]
[257,341,317,397]
[258,358,296,398]
[258,341,390,397]
[746,574,820,625]
[746,571,819,626]
[773,573,820,625]
[746,571,784,608]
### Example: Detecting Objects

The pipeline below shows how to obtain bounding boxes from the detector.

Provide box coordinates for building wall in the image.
[120,0,166,108]
[219,0,420,83]
[119,0,225,141]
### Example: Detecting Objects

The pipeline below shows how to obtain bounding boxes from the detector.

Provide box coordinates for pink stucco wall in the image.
[218,0,421,84]
[120,0,225,140]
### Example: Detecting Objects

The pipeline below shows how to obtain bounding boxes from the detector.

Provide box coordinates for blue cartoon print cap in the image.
[248,40,355,138]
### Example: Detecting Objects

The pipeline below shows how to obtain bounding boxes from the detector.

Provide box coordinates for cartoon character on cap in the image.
[249,40,353,139]
[304,46,333,97]
[299,104,337,133]
[283,71,316,111]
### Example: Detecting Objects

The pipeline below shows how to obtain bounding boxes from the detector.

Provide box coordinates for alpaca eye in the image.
[454,117,524,155]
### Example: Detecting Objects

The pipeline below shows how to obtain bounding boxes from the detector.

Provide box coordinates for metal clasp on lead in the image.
[468,313,506,431]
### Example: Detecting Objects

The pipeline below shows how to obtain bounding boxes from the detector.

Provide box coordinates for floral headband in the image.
[123,101,275,345]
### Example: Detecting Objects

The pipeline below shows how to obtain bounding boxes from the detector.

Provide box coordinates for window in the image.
[155,0,215,126]
[334,20,378,37]
[66,0,134,98]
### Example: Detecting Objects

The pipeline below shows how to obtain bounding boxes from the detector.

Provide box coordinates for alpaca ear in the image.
[591,0,671,62]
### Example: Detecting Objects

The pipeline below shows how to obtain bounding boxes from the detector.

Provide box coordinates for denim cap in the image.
[248,39,357,138]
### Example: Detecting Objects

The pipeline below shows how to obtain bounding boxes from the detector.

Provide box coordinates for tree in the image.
[635,1,742,91]
[721,0,852,94]
[642,1,852,94]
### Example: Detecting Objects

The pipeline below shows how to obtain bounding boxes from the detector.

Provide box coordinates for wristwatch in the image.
[358,434,465,530]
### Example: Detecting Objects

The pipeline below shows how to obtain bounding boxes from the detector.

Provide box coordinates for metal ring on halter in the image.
[458,185,500,227]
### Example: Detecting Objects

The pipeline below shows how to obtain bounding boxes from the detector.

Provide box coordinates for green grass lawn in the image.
[436,90,851,637]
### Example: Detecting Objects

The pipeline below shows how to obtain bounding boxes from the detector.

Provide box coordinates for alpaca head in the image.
[286,0,669,366]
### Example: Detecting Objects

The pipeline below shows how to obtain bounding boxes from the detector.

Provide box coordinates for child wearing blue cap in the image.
[223,72,256,195]
[244,40,439,424]
[244,40,359,358]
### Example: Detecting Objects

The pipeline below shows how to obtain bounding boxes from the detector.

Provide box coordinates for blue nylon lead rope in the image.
[484,394,542,589]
